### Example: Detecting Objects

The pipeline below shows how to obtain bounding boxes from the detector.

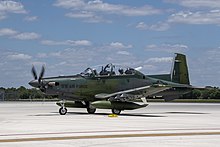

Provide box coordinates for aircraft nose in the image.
[29,80,39,88]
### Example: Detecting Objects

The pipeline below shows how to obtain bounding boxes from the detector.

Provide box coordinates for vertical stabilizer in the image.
[171,53,190,85]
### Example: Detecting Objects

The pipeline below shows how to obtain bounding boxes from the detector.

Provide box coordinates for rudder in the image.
[171,53,190,85]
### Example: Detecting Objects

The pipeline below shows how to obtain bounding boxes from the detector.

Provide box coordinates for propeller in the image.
[38,65,45,84]
[30,65,46,89]
[31,65,38,80]
[30,65,46,102]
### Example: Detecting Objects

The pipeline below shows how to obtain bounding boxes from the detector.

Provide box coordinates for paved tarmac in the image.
[0,102,220,147]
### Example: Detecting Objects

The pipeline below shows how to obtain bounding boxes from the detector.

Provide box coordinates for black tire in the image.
[87,107,96,114]
[59,107,67,115]
[112,109,121,115]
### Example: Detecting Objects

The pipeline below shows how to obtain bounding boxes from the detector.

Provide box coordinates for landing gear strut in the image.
[112,109,121,115]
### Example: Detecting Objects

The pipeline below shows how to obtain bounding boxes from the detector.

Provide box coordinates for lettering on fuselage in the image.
[79,85,88,88]
[61,84,68,89]
[60,84,87,89]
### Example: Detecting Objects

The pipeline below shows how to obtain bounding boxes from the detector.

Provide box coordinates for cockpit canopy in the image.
[80,63,142,77]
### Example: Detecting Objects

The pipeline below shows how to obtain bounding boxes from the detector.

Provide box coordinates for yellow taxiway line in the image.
[1,131,220,143]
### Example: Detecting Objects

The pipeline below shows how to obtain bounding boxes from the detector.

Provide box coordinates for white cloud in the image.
[136,21,170,31]
[54,0,84,9]
[73,40,92,46]
[31,61,46,66]
[0,28,40,40]
[41,39,92,46]
[110,42,132,49]
[142,56,174,75]
[55,0,160,16]
[7,53,32,60]
[65,11,95,18]
[54,0,161,22]
[145,57,173,63]
[13,32,40,40]
[168,10,220,25]
[117,51,131,55]
[207,48,220,63]
[0,0,26,20]
[49,52,62,57]
[24,16,38,22]
[0,13,6,20]
[41,40,62,46]
[36,53,48,58]
[0,51,34,87]
[145,44,188,53]
[34,43,137,74]
[65,11,110,23]
[136,22,148,30]
[0,0,26,13]
[189,48,220,87]
[0,28,17,36]
[165,0,220,8]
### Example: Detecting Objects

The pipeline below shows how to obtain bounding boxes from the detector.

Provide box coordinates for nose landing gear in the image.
[59,100,67,115]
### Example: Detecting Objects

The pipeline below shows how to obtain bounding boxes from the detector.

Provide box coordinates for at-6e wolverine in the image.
[29,53,194,115]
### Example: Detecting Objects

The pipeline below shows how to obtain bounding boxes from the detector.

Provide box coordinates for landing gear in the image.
[59,107,67,115]
[59,100,67,115]
[85,101,96,114]
[87,107,96,114]
[112,109,121,115]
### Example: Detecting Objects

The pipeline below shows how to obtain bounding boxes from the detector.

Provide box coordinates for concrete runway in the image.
[0,102,220,147]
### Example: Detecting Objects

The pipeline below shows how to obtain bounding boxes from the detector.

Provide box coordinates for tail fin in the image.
[171,53,190,85]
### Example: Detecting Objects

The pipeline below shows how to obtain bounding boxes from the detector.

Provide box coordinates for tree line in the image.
[0,86,56,100]
[191,87,220,99]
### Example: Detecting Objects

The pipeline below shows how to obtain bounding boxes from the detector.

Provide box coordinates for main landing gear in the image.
[112,108,121,115]
[87,107,96,114]
[86,101,96,114]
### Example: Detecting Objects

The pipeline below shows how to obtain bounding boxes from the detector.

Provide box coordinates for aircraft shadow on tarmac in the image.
[165,111,209,115]
[29,112,166,117]
[68,112,166,117]
[29,111,209,117]
[29,113,60,116]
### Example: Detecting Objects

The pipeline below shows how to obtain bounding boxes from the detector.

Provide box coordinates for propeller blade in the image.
[31,65,38,80]
[38,65,45,83]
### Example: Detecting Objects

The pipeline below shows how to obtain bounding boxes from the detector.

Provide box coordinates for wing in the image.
[95,84,170,102]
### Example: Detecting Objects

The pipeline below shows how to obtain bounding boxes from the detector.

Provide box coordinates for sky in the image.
[0,0,220,88]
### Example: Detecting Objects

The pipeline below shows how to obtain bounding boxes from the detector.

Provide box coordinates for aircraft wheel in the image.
[87,107,96,114]
[59,107,67,115]
[112,109,121,115]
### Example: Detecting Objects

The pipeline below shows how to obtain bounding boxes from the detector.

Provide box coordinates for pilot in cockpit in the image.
[125,68,134,74]
[118,68,124,75]
[92,69,97,76]
[99,66,107,75]
[99,64,115,76]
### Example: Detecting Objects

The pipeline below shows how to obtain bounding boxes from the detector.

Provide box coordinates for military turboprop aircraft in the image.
[29,53,193,115]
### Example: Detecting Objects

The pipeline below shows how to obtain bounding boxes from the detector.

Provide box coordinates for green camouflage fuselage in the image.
[44,71,153,101]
